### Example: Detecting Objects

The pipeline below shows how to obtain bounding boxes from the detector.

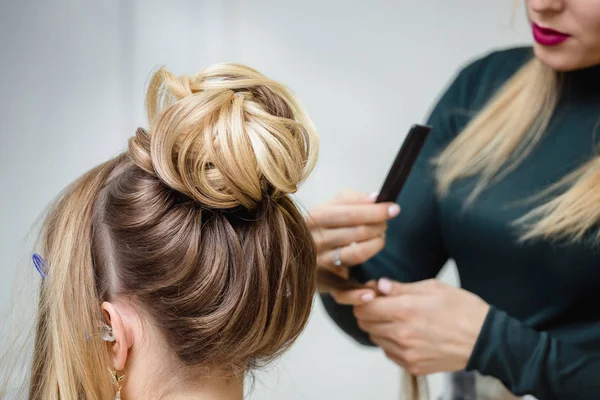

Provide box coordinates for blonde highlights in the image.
[136,64,318,210]
[436,56,600,242]
[436,58,558,202]
[19,63,319,399]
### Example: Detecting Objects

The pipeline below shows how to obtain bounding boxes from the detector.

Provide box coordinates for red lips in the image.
[532,23,571,46]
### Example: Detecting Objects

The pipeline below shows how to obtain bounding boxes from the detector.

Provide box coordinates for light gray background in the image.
[0,1,530,398]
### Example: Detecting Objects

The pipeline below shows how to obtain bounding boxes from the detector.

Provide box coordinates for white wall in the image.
[0,1,530,399]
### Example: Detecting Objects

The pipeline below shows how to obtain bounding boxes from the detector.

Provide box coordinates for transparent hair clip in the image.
[85,323,116,342]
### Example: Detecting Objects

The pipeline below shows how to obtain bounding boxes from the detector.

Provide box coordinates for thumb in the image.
[377,278,404,295]
[377,278,423,296]
[378,278,434,296]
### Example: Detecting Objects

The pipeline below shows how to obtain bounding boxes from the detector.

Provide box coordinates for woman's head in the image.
[29,63,318,399]
[526,0,600,71]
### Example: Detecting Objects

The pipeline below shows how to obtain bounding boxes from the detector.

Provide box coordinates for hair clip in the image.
[102,323,116,342]
[32,253,48,279]
[85,323,116,343]
[31,254,116,343]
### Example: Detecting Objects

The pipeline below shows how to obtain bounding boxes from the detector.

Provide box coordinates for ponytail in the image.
[30,156,124,400]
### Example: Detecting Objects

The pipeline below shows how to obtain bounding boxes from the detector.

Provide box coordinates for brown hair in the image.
[25,63,318,399]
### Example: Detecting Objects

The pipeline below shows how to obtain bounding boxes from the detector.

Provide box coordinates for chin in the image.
[532,43,600,72]
[532,44,580,72]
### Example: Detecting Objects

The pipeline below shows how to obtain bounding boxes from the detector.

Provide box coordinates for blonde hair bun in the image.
[129,63,318,210]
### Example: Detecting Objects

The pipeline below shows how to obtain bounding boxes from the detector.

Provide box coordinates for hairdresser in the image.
[310,1,600,399]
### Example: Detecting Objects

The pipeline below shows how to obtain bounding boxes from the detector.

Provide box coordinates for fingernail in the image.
[388,204,401,217]
[378,278,392,295]
[361,292,375,302]
[368,192,379,201]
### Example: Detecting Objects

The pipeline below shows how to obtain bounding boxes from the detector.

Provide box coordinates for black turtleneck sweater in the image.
[321,47,600,400]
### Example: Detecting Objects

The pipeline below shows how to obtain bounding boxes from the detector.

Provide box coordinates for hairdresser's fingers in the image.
[307,203,400,230]
[313,223,387,252]
[365,280,379,290]
[317,264,350,279]
[356,320,398,340]
[317,235,385,269]
[354,295,420,322]
[330,190,377,205]
[371,335,436,376]
[369,335,412,371]
[331,288,377,306]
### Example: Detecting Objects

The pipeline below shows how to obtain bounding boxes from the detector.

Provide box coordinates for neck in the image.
[124,371,244,400]
[163,376,244,400]
[559,62,600,102]
[122,331,245,400]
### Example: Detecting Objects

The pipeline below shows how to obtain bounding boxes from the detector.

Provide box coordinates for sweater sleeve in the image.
[467,307,600,400]
[319,58,483,345]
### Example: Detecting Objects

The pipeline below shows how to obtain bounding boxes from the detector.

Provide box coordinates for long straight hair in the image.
[435,57,600,242]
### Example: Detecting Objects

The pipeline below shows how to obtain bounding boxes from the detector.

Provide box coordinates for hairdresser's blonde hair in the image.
[399,55,597,400]
[18,63,318,400]
[436,56,600,242]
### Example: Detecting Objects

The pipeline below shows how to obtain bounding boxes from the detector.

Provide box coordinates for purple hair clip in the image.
[32,253,48,279]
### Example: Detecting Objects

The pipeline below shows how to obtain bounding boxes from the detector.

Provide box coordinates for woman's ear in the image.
[101,301,131,371]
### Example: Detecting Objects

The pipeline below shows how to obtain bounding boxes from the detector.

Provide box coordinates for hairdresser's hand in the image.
[307,190,400,280]
[354,278,490,375]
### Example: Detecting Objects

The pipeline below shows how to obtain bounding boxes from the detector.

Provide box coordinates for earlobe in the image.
[101,301,130,371]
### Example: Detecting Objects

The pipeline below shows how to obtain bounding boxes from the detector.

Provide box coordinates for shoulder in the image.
[426,47,534,143]
[462,46,533,75]
[456,46,534,106]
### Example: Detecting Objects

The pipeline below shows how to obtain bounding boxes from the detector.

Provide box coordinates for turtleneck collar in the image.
[559,62,600,102]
